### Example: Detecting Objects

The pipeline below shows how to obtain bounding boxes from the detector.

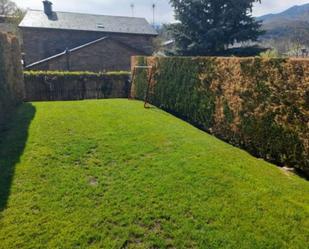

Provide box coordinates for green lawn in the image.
[0,99,308,249]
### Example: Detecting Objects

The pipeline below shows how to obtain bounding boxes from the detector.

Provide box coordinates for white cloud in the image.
[13,0,309,23]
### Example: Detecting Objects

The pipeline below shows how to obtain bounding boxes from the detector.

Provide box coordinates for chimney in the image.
[43,1,53,16]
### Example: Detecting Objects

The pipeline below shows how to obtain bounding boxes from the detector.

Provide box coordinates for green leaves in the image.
[132,56,309,175]
[169,0,264,55]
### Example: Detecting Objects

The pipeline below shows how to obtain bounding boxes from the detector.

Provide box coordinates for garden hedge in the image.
[24,71,130,101]
[131,56,309,175]
[0,32,24,124]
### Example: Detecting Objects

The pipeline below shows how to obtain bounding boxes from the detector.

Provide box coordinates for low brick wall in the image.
[24,71,131,101]
[0,32,24,124]
[131,56,309,175]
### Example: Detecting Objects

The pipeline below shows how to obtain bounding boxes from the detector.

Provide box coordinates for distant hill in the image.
[257,3,309,44]
[258,3,309,23]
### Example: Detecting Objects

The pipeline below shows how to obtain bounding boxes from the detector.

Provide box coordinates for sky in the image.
[13,0,309,23]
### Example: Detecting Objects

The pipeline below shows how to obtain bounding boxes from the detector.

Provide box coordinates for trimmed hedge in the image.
[131,56,309,175]
[24,71,131,101]
[0,32,24,124]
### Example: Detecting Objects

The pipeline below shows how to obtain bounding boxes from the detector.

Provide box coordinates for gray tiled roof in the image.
[19,10,158,36]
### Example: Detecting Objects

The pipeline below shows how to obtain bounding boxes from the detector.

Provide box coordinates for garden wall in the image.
[131,56,309,175]
[24,71,130,101]
[0,32,24,124]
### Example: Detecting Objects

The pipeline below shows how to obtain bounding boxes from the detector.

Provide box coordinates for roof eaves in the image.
[18,25,158,36]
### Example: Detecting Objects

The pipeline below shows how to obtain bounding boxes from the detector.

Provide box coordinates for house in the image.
[159,39,176,55]
[19,1,157,72]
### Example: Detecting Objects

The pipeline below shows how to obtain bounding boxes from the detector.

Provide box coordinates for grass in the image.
[0,99,308,249]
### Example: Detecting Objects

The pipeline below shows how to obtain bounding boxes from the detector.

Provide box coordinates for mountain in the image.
[257,3,309,45]
[258,3,309,23]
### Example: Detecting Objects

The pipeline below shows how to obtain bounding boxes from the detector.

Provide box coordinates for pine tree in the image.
[169,0,264,55]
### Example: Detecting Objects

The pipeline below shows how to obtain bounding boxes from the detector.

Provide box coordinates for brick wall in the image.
[21,28,155,66]
[27,37,143,72]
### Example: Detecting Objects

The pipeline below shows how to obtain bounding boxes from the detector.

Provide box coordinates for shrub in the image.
[259,49,280,58]
[131,56,309,175]
[24,71,130,101]
[0,32,24,125]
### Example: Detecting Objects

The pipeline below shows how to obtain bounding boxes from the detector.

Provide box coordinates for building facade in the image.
[19,1,157,72]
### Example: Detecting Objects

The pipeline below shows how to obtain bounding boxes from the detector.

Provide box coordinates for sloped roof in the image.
[19,10,158,36]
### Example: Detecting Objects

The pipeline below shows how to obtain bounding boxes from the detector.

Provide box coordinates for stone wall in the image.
[21,28,155,66]
[26,38,143,72]
[0,32,24,124]
[24,71,130,101]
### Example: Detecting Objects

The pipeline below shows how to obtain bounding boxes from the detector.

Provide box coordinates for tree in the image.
[0,1,25,38]
[0,0,24,22]
[0,0,18,15]
[169,0,264,55]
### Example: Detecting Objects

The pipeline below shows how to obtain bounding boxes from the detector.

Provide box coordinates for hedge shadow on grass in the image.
[0,103,36,212]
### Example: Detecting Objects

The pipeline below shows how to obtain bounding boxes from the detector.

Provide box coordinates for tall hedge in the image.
[24,71,130,101]
[131,56,309,175]
[0,32,24,124]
